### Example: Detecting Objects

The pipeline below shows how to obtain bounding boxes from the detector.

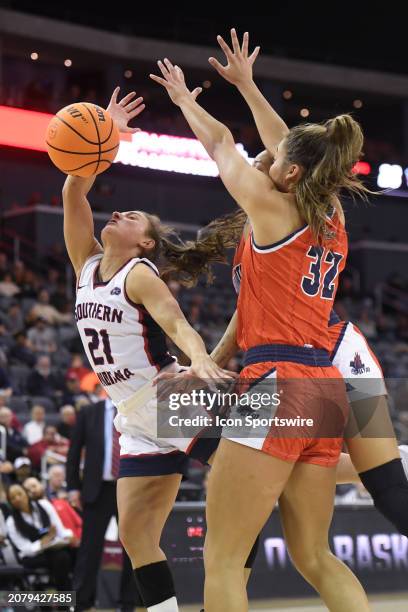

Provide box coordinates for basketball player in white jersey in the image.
[63,87,235,612]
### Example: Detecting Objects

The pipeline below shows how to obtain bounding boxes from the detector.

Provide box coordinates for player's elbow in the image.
[210,127,234,159]
[211,128,235,161]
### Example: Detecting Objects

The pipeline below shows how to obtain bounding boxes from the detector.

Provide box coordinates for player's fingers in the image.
[128,105,145,119]
[163,57,175,73]
[109,86,120,105]
[191,87,203,99]
[249,46,261,64]
[217,35,234,60]
[149,74,169,87]
[242,31,249,57]
[157,60,170,78]
[124,97,144,111]
[119,91,136,107]
[230,28,241,55]
[208,57,227,76]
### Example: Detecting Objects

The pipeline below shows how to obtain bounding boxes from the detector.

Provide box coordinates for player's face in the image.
[102,210,155,253]
[268,139,302,192]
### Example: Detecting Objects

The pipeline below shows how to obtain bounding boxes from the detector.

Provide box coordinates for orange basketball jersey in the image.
[235,212,348,353]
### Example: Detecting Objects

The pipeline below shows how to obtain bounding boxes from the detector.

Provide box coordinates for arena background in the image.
[0,5,408,611]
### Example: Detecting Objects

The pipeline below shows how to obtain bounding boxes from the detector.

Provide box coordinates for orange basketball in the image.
[45,103,120,177]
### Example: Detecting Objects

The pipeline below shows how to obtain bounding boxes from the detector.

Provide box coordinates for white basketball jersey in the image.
[75,254,175,404]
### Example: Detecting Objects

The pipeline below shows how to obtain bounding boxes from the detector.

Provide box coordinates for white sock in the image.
[147,596,179,612]
[399,445,408,478]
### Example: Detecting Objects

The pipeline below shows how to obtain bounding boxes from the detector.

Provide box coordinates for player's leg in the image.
[332,320,408,536]
[204,438,294,612]
[117,469,182,612]
[279,461,370,612]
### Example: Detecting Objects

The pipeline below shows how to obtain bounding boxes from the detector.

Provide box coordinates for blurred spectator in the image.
[0,407,27,462]
[0,325,13,354]
[3,303,24,335]
[0,273,20,298]
[356,306,377,340]
[57,405,76,440]
[47,464,67,500]
[0,366,12,399]
[26,355,62,401]
[13,457,33,485]
[28,289,72,326]
[61,373,89,407]
[11,261,25,286]
[50,281,70,314]
[0,253,8,275]
[8,331,36,368]
[66,354,91,383]
[28,426,69,470]
[23,476,44,502]
[6,484,73,590]
[22,405,46,445]
[0,505,7,540]
[27,317,57,354]
[44,269,60,296]
[18,269,39,300]
[24,476,82,548]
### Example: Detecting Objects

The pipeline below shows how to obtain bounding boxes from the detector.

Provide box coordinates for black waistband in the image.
[243,344,332,368]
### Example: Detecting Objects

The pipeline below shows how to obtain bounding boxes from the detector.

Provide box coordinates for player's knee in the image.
[288,544,330,583]
[119,505,157,551]
[204,538,248,575]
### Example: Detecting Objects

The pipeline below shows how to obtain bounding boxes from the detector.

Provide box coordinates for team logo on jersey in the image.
[350,352,370,375]
[232,264,242,295]
[111,287,121,296]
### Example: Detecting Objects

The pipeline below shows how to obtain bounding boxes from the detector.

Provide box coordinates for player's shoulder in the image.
[127,258,159,281]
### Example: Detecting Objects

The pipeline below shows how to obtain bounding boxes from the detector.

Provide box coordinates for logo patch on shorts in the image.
[111,287,121,296]
[350,352,370,375]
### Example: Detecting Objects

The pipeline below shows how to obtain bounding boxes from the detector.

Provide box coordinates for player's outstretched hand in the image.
[106,87,145,133]
[209,28,260,86]
[189,354,238,383]
[150,59,202,106]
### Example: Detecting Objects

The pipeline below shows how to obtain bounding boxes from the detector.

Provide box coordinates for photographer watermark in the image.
[155,376,349,440]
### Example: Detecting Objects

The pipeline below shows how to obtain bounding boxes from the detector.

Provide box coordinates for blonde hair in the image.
[285,114,369,241]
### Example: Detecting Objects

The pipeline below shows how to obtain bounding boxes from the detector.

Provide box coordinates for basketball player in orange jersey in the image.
[151,34,371,611]
[208,154,408,595]
[62,87,237,612]
[205,28,408,559]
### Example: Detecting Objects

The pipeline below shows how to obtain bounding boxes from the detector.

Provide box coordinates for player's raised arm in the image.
[209,28,289,154]
[126,263,236,382]
[150,60,284,238]
[62,87,145,276]
[62,174,102,276]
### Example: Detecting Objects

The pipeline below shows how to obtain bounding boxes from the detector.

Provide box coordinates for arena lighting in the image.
[1,106,404,184]
[352,161,371,175]
[30,52,39,61]
[0,106,250,177]
[377,163,403,189]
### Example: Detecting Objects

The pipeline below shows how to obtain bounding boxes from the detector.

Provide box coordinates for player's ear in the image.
[287,163,303,184]
[140,237,155,251]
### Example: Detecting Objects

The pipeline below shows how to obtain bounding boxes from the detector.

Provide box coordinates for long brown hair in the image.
[143,210,247,287]
[285,114,369,241]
